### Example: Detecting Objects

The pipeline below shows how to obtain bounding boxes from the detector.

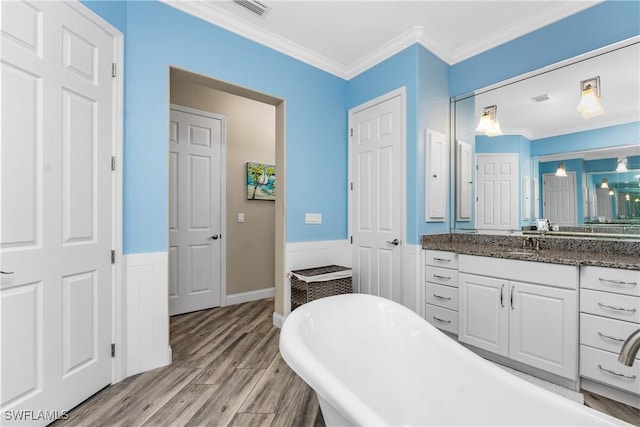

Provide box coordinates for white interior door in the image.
[169,106,223,316]
[350,91,404,302]
[543,173,577,226]
[1,1,114,424]
[476,154,518,231]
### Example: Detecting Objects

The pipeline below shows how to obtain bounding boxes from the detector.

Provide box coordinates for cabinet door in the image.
[509,281,577,379]
[459,273,509,356]
[425,129,446,221]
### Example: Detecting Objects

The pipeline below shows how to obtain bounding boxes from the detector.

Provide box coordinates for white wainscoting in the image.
[283,239,352,316]
[279,240,422,321]
[124,251,171,377]
[403,244,423,315]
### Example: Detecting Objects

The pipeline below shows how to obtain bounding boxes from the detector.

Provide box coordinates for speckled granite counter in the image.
[421,233,640,271]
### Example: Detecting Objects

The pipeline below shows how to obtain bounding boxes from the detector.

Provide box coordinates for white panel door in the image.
[476,154,518,231]
[1,1,114,424]
[169,107,223,316]
[351,93,403,302]
[459,273,509,357]
[509,281,577,379]
[543,173,576,226]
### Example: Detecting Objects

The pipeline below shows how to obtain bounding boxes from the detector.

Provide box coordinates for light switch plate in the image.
[238,213,245,223]
[305,213,322,224]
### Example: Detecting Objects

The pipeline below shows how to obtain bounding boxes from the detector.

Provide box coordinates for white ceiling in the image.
[163,0,638,140]
[163,0,602,79]
[472,38,640,140]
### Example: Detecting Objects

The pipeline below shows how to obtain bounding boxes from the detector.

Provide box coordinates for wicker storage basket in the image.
[290,265,352,309]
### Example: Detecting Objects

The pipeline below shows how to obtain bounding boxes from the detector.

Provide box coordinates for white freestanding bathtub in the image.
[279,294,631,426]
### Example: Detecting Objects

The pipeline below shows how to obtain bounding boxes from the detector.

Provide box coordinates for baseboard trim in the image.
[273,311,285,329]
[226,287,275,306]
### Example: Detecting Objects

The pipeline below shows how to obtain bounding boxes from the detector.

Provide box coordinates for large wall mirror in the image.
[451,37,640,235]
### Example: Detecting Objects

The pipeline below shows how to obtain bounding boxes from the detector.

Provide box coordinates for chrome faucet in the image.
[618,329,640,366]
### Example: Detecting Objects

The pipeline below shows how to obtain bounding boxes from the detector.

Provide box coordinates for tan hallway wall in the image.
[170,70,276,295]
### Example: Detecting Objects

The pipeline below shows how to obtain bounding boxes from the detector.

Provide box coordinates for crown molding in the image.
[161,0,604,80]
[344,26,426,80]
[448,1,604,64]
[161,0,349,78]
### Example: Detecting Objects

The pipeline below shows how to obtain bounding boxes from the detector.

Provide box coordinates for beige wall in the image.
[170,71,276,296]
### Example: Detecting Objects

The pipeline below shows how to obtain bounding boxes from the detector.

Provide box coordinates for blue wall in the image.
[83,1,348,253]
[82,0,639,254]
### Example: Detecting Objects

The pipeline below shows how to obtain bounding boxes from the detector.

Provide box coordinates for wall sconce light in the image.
[577,76,605,119]
[555,163,567,177]
[475,105,503,137]
[608,188,615,196]
[601,178,609,189]
[616,157,628,173]
[625,194,631,201]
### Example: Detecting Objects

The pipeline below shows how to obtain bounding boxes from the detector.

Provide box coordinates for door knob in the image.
[1,271,14,274]
[210,234,219,240]
[386,238,400,246]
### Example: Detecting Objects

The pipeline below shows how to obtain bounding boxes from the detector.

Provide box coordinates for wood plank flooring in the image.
[53,298,638,426]
[53,299,323,427]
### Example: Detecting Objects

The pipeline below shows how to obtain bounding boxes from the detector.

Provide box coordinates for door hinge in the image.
[350,182,353,191]
[350,128,353,137]
[111,343,116,357]
[350,236,353,244]
[111,63,117,78]
[111,250,115,264]
[111,156,116,171]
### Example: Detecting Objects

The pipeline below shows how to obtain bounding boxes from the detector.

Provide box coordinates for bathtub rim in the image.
[279,293,632,427]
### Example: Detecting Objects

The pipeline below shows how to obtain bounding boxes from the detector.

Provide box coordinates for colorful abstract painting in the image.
[247,162,276,201]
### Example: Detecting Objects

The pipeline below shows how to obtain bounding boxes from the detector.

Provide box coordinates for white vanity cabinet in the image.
[458,255,578,380]
[579,265,640,397]
[424,250,458,334]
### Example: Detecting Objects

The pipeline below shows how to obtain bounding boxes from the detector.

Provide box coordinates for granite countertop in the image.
[422,234,640,271]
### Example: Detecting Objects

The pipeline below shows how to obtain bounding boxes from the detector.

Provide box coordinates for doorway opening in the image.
[168,67,286,322]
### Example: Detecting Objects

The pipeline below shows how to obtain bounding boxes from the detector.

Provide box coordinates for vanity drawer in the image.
[580,266,639,297]
[580,345,639,395]
[425,266,459,287]
[425,250,458,269]
[425,282,458,311]
[425,304,458,335]
[580,289,639,323]
[580,313,640,358]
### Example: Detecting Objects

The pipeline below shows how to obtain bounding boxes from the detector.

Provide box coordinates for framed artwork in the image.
[247,162,276,201]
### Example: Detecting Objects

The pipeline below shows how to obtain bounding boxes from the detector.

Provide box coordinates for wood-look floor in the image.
[53,298,638,427]
[53,298,323,427]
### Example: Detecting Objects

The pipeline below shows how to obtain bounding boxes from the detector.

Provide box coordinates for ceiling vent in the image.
[530,94,551,103]
[233,0,271,17]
